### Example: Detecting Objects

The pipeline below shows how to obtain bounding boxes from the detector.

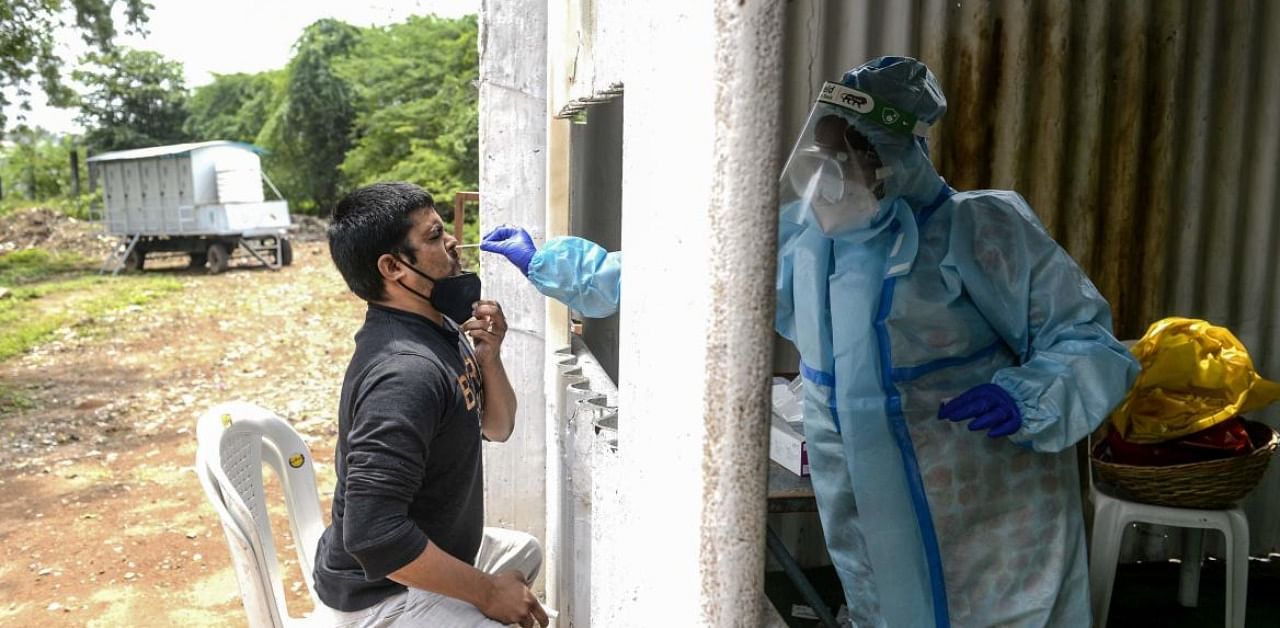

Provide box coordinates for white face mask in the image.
[786,148,888,235]
[809,175,881,234]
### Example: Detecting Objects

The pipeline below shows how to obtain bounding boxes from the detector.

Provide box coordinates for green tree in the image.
[257,19,361,214]
[184,70,284,144]
[72,48,191,154]
[335,15,478,198]
[0,126,85,200]
[0,0,149,130]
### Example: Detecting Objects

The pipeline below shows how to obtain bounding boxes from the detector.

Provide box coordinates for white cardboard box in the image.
[770,377,808,477]
[770,413,809,477]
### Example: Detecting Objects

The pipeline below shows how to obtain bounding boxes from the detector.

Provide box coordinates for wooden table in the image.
[766,460,816,512]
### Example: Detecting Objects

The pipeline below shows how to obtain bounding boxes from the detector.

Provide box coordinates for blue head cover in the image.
[841,56,947,129]
[840,56,948,207]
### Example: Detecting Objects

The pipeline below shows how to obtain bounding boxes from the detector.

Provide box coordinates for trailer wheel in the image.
[279,238,293,267]
[206,243,230,274]
[123,248,145,272]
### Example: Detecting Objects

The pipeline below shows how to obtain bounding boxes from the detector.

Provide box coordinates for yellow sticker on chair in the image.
[221,413,232,427]
[288,453,305,469]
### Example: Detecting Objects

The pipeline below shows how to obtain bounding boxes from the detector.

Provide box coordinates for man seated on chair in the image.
[316,182,548,628]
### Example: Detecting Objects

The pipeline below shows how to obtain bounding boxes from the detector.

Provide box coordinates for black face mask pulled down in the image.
[396,258,481,325]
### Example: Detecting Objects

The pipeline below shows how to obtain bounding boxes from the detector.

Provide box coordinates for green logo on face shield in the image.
[818,81,919,138]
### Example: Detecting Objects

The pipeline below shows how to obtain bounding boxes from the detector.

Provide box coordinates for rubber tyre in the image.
[206,242,230,274]
[123,247,145,272]
[279,238,293,267]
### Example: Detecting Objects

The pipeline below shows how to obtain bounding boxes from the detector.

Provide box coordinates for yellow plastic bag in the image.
[1108,317,1280,444]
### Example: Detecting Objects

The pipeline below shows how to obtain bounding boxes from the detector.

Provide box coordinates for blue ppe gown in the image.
[775,57,1140,628]
[526,236,622,319]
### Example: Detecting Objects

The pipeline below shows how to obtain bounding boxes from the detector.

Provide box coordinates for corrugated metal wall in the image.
[782,0,1280,552]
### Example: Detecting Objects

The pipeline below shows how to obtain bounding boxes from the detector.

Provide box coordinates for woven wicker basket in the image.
[1091,420,1279,509]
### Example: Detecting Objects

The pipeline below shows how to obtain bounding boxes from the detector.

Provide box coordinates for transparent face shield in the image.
[780,82,916,235]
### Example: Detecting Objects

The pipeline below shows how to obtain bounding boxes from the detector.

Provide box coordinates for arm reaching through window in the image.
[482,226,621,318]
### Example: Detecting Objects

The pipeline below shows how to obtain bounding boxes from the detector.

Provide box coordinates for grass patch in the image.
[61,465,115,486]
[0,248,96,284]
[0,273,183,361]
[130,463,192,487]
[0,383,35,413]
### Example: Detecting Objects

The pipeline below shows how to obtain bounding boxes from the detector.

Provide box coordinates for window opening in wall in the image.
[448,191,481,269]
[568,95,623,385]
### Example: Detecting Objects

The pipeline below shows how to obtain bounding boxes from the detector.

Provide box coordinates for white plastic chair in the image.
[1088,462,1249,627]
[196,401,330,627]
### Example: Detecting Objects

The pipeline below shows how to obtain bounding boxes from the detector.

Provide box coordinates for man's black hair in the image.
[328,182,435,302]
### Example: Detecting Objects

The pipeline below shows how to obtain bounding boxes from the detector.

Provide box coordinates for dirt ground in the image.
[0,213,354,626]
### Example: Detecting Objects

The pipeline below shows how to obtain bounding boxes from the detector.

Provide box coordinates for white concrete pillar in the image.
[613,1,786,624]
[477,0,549,590]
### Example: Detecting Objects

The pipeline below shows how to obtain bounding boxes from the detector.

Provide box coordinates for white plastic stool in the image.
[1089,484,1249,627]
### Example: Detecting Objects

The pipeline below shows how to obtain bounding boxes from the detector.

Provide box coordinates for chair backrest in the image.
[195,443,283,628]
[195,401,326,627]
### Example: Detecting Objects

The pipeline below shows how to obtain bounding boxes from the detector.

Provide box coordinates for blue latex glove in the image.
[480,226,538,275]
[937,383,1023,438]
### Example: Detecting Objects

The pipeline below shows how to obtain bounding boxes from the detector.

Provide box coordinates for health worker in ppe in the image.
[482,55,1139,628]
[775,56,1138,627]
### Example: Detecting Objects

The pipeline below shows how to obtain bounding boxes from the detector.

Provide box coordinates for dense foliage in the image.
[0,126,94,217]
[335,15,479,199]
[2,14,479,217]
[183,71,283,145]
[0,127,83,200]
[72,49,193,154]
[255,19,361,213]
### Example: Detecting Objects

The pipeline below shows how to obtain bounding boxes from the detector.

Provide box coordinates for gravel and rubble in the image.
[0,207,330,261]
[0,208,116,260]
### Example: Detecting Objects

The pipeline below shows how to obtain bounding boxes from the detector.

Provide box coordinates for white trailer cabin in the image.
[88,141,292,273]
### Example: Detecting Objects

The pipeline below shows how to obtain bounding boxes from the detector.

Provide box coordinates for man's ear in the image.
[376,253,404,281]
